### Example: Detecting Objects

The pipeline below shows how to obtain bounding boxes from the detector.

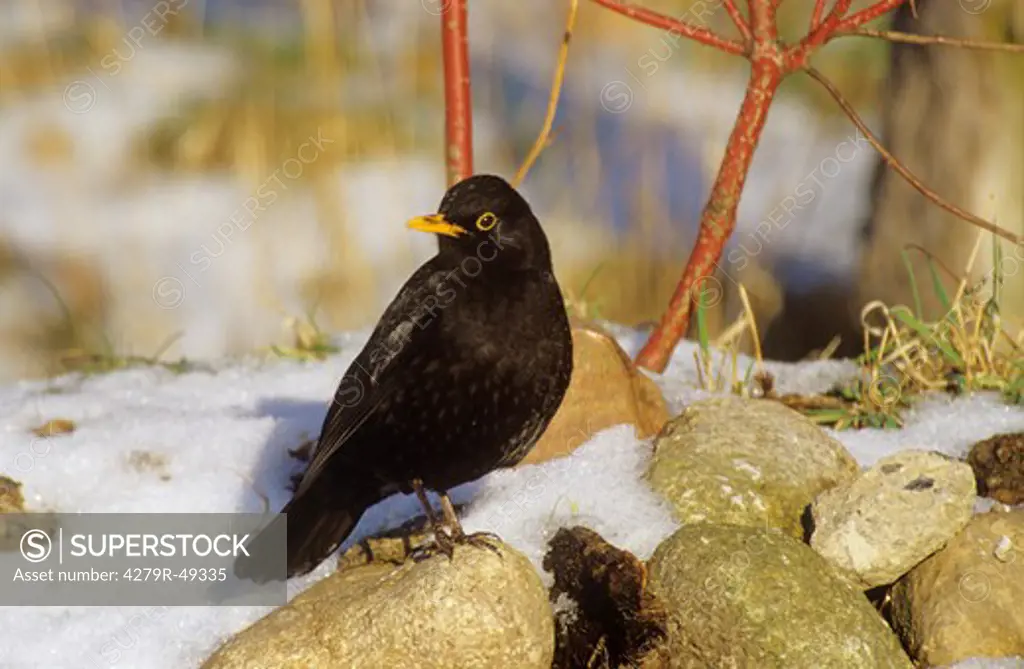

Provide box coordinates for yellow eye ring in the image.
[475,212,498,231]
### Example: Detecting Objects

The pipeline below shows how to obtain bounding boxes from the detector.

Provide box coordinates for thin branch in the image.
[805,66,1022,246]
[514,0,578,187]
[590,0,747,56]
[838,28,1024,53]
[441,0,473,186]
[809,0,827,32]
[835,0,907,32]
[802,0,852,52]
[722,0,752,43]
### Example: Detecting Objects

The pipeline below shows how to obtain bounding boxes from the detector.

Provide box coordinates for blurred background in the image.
[0,0,1020,381]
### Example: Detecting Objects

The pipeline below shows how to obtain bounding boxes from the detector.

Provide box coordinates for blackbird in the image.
[236,174,573,581]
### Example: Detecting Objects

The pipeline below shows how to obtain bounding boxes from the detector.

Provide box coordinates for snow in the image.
[1,330,1022,668]
[944,660,1024,669]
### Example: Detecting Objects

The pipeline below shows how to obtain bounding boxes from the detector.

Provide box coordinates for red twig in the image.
[809,0,827,31]
[590,0,748,56]
[798,0,853,58]
[635,57,782,370]
[722,0,753,43]
[787,0,907,68]
[835,0,907,32]
[441,0,473,186]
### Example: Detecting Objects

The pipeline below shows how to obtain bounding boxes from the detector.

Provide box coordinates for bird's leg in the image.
[412,479,442,528]
[439,492,502,556]
[438,492,463,535]
[411,479,455,559]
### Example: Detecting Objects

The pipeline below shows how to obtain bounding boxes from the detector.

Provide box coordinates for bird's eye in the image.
[475,212,498,231]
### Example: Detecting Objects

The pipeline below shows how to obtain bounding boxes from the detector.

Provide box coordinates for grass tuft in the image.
[797,231,1023,429]
[692,281,767,397]
[268,309,339,362]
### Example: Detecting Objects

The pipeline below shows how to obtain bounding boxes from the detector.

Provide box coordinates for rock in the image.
[0,476,24,513]
[643,524,912,668]
[968,432,1024,505]
[810,450,976,588]
[202,540,554,669]
[891,510,1024,666]
[647,396,859,539]
[334,515,436,571]
[521,322,668,465]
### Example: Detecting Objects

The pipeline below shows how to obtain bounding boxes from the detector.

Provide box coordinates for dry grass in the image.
[267,309,340,363]
[692,283,769,397]
[858,233,1023,404]
[795,232,1023,430]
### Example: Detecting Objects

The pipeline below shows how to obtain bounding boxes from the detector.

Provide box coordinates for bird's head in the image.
[406,174,553,270]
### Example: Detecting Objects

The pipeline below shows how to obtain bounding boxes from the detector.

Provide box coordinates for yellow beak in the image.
[406,214,468,238]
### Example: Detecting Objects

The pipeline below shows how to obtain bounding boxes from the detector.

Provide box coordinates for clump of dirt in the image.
[543,526,668,669]
[967,432,1024,504]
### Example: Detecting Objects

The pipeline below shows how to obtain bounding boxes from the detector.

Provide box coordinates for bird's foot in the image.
[448,527,504,558]
[408,528,502,561]
[409,527,457,562]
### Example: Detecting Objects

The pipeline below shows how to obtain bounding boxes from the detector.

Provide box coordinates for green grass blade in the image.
[891,309,964,366]
[925,257,951,313]
[992,233,1003,302]
[900,249,923,319]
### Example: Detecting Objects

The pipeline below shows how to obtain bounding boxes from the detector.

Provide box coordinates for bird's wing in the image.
[294,264,448,497]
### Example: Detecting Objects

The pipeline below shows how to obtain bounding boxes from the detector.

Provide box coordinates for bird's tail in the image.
[234,486,366,582]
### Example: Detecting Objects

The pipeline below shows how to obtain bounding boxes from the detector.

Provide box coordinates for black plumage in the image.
[236,174,573,580]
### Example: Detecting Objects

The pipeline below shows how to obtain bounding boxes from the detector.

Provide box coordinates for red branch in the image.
[591,0,748,56]
[441,0,473,186]
[586,0,1008,372]
[589,0,921,372]
[836,0,908,31]
[802,0,852,52]
[722,0,752,43]
[809,0,827,31]
[635,57,782,369]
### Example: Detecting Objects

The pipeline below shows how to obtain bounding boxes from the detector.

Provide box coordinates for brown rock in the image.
[520,322,668,465]
[202,539,554,669]
[968,432,1024,505]
[0,476,25,513]
[891,510,1024,666]
[335,515,436,572]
